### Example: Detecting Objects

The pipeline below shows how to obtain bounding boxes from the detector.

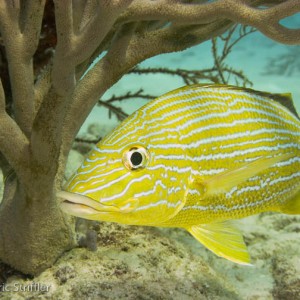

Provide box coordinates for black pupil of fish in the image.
[130,151,143,166]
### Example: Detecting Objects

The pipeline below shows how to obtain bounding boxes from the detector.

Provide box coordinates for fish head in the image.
[59,119,191,226]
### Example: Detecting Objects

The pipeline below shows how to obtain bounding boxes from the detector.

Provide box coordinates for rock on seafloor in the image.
[0,125,299,299]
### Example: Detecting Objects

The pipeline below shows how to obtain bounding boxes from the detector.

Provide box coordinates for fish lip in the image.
[57,191,119,217]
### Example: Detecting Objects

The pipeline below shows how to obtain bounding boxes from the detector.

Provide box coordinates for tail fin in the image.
[281,192,300,215]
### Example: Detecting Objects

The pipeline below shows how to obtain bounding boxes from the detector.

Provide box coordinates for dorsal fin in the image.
[268,93,298,118]
[189,84,299,119]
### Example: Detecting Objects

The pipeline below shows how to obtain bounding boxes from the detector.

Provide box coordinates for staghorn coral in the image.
[0,0,299,277]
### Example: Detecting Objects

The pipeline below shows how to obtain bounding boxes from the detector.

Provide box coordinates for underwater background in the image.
[1,14,300,300]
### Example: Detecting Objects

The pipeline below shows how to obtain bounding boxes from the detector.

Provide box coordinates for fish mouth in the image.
[57,191,120,219]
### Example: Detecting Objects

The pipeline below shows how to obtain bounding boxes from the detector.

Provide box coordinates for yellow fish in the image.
[58,84,300,265]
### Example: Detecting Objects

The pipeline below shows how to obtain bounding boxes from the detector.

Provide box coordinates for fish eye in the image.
[122,146,149,171]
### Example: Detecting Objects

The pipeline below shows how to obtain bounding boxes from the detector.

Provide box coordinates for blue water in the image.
[80,15,300,134]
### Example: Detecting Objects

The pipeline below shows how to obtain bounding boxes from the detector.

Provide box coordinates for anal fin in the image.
[187,221,251,265]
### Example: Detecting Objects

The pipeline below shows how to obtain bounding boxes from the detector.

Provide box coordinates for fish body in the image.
[59,84,300,264]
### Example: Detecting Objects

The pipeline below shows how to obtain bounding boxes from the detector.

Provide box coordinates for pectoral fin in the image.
[202,152,294,196]
[187,221,251,265]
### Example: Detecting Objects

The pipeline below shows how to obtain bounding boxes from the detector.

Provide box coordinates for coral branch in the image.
[75,136,102,144]
[52,0,75,94]
[21,0,46,58]
[0,0,45,137]
[98,89,156,121]
[0,79,5,112]
[98,100,129,121]
[0,81,29,178]
[52,0,134,95]
[34,66,52,112]
[121,0,300,44]
[105,89,155,103]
